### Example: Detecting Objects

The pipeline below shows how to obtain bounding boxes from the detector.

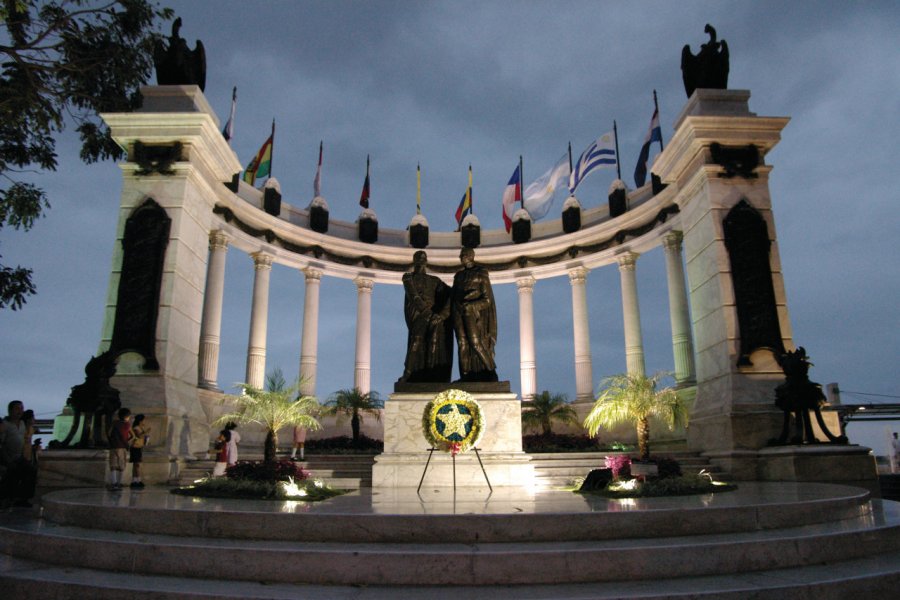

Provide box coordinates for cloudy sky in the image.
[2,1,898,453]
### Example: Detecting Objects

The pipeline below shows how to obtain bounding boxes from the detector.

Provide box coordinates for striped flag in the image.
[569,131,617,194]
[222,86,236,144]
[242,122,274,186]
[634,107,662,187]
[523,153,569,220]
[501,163,522,233]
[359,155,370,208]
[455,165,473,229]
[313,141,323,197]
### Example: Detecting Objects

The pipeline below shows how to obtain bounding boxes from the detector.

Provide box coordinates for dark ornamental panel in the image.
[109,199,171,369]
[724,200,785,366]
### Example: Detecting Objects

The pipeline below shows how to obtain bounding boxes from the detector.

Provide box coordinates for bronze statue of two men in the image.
[399,248,498,384]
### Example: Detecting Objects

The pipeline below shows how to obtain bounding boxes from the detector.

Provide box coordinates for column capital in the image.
[516,275,536,292]
[251,252,273,270]
[304,266,322,281]
[662,230,684,252]
[354,276,374,292]
[616,251,639,271]
[567,266,589,285]
[208,230,229,251]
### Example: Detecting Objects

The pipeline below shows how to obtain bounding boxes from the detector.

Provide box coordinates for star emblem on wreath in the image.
[422,389,485,455]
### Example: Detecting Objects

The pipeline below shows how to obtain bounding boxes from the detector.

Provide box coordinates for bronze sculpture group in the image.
[400,248,498,384]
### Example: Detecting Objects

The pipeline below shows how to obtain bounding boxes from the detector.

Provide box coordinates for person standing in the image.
[291,425,307,461]
[212,428,230,477]
[107,408,132,491]
[225,422,240,466]
[129,414,150,488]
[0,401,37,507]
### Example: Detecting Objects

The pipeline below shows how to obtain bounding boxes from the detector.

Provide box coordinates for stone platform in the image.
[373,390,534,488]
[1,483,899,598]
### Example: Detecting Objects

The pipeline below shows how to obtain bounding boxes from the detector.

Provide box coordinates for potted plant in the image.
[521,390,579,437]
[323,388,384,446]
[217,368,321,463]
[583,372,688,473]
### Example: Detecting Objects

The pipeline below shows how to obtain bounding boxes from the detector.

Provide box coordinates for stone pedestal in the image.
[373,391,533,488]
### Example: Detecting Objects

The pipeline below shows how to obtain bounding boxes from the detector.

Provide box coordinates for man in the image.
[0,400,36,507]
[399,251,453,383]
[451,247,498,382]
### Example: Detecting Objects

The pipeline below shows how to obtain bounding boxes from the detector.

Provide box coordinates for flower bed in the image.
[171,459,345,501]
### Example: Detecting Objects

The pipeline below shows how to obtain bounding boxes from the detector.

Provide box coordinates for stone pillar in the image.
[245,252,272,389]
[516,275,537,400]
[662,231,696,385]
[617,252,645,377]
[299,267,322,397]
[198,230,228,390]
[354,276,374,394]
[568,267,594,402]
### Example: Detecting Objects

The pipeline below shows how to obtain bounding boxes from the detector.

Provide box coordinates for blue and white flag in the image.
[523,153,570,220]
[634,107,662,187]
[569,131,616,194]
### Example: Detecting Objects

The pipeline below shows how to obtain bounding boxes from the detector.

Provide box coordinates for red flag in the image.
[359,155,370,208]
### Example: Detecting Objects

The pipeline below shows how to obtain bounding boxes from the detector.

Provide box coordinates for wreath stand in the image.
[417,447,492,493]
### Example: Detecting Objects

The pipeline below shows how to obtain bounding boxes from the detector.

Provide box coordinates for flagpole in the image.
[467,164,472,215]
[568,141,573,174]
[416,163,421,215]
[613,120,621,180]
[269,118,275,180]
[653,89,664,151]
[519,155,524,206]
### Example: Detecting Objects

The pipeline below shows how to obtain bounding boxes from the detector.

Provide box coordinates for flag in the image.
[634,107,662,187]
[313,141,323,197]
[523,153,569,220]
[359,155,370,208]
[455,166,473,228]
[501,163,522,233]
[569,131,617,194]
[242,123,274,187]
[222,86,236,144]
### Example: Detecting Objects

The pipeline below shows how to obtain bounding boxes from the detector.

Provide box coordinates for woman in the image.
[225,422,240,466]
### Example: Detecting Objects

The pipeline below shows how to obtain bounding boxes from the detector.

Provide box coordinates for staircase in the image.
[529,450,720,488]
[0,483,898,598]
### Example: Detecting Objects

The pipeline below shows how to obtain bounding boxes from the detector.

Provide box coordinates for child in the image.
[212,428,230,477]
[129,414,150,488]
[290,425,307,461]
[107,408,132,490]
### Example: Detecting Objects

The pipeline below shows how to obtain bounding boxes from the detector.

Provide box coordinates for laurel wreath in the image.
[422,389,485,455]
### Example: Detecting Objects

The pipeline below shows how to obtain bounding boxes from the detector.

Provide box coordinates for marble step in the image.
[1,507,899,586]
[2,550,898,599]
[37,484,873,544]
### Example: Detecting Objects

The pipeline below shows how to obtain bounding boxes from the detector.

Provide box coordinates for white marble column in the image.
[568,267,594,402]
[354,276,374,394]
[617,252,645,377]
[245,252,273,388]
[662,231,696,385]
[516,275,537,400]
[299,267,322,397]
[198,230,228,390]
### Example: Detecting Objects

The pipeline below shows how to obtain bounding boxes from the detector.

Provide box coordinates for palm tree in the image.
[583,372,688,461]
[217,368,321,463]
[324,388,384,445]
[522,390,579,436]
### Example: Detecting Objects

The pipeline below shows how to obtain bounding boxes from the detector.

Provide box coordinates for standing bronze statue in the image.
[399,251,453,383]
[451,247,498,382]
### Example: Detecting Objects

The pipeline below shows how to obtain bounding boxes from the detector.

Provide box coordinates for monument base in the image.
[38,449,186,488]
[704,444,878,495]
[373,390,534,488]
